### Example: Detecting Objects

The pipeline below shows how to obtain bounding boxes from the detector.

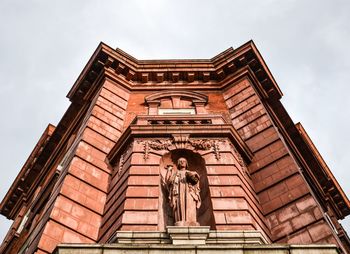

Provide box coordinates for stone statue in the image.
[165,157,201,226]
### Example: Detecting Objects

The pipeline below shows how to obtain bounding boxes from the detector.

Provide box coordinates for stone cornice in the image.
[296,123,350,218]
[67,40,282,103]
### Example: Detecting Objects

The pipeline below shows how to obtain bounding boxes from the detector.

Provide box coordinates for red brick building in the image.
[1,41,350,254]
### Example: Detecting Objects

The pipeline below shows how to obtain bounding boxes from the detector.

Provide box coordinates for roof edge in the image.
[0,124,55,218]
[295,122,350,212]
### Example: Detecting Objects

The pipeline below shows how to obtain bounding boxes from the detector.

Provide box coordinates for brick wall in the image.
[36,80,129,253]
[98,144,160,242]
[202,141,270,238]
[223,78,337,244]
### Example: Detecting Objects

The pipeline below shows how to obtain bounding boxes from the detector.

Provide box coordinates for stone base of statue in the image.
[167,226,210,245]
[174,221,200,226]
[109,229,269,245]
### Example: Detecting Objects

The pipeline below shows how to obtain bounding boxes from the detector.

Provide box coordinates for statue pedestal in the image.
[166,226,210,245]
[110,229,269,245]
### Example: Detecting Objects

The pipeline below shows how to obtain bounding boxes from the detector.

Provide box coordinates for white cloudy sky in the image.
[0,0,349,242]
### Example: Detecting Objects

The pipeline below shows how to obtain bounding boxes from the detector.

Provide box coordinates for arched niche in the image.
[159,149,215,230]
[145,91,208,115]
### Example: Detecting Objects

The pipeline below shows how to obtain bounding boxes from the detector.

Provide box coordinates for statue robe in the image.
[168,169,201,226]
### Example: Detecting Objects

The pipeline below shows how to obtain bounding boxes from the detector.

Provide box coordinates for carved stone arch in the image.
[145,91,208,115]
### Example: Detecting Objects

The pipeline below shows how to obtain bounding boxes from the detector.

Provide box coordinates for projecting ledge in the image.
[107,229,269,245]
[54,243,339,254]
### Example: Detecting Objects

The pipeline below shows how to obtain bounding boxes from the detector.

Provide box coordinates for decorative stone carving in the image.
[117,142,133,175]
[148,139,173,150]
[164,158,201,226]
[190,139,223,160]
[230,143,247,169]
[117,153,124,176]
[212,140,221,160]
[172,134,190,149]
[237,153,246,168]
[138,139,172,159]
[189,139,212,150]
[138,136,225,160]
[229,143,251,177]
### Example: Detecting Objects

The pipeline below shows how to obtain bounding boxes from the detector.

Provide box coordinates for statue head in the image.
[177,157,188,170]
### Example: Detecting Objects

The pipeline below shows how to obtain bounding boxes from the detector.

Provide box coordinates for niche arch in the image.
[159,149,215,230]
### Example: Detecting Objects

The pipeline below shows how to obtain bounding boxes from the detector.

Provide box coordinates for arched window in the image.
[145,91,208,115]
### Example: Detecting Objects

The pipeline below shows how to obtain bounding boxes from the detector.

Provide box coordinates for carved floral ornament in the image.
[137,135,224,160]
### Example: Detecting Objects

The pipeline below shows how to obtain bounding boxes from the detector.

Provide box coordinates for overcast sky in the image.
[1,0,349,243]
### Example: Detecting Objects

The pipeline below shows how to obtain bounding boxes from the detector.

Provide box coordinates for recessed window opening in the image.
[158,108,196,115]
